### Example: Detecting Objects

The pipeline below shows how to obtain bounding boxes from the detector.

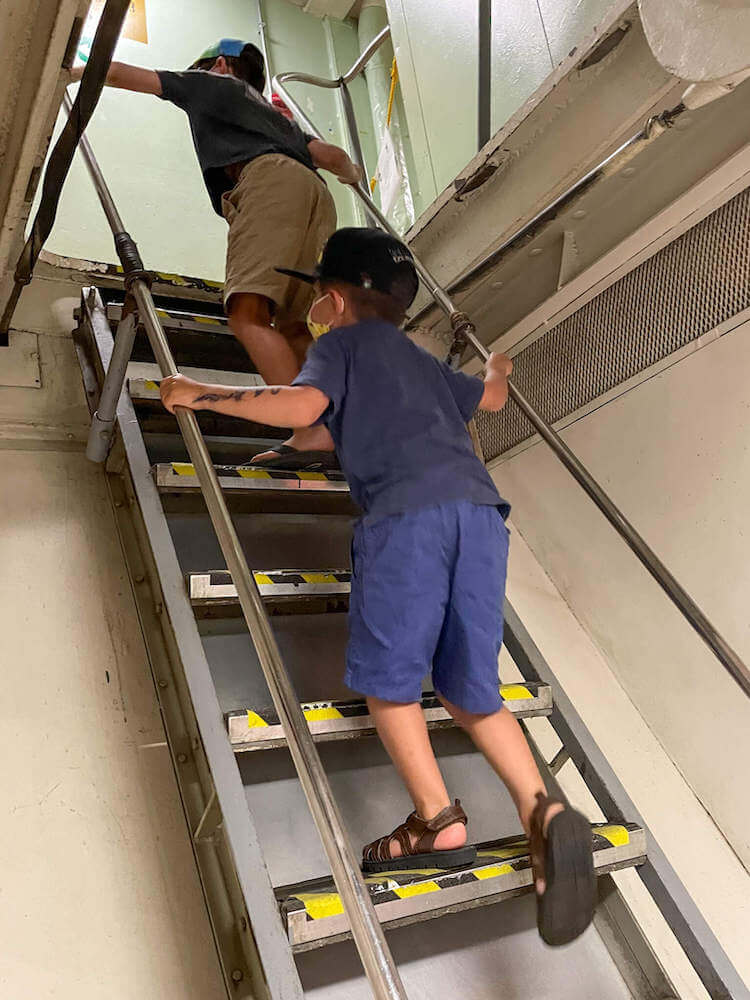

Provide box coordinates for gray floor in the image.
[298,897,633,999]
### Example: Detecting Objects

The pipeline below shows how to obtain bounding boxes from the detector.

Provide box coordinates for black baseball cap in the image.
[276,227,419,310]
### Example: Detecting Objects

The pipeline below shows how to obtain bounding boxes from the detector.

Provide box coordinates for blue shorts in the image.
[345,501,509,715]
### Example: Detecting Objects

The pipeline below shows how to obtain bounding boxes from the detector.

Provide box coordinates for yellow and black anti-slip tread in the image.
[190,568,352,601]
[190,568,351,619]
[98,268,223,299]
[129,373,264,402]
[278,823,646,951]
[154,462,349,493]
[226,682,552,751]
[107,302,228,334]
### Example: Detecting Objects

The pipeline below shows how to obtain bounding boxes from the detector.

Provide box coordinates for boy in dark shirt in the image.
[160,228,596,946]
[72,39,361,467]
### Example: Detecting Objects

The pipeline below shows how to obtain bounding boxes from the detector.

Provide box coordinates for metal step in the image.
[129,370,264,402]
[155,462,357,516]
[190,568,351,618]
[108,301,231,335]
[278,823,646,952]
[155,462,348,493]
[227,682,553,752]
[107,299,254,372]
[130,374,284,443]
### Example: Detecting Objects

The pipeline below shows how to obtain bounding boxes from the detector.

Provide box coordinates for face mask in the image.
[306,293,333,340]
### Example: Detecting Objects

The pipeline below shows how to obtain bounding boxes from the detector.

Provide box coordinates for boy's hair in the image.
[193,43,266,93]
[323,279,410,327]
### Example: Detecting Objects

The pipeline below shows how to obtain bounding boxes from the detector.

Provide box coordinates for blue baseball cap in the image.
[191,38,248,66]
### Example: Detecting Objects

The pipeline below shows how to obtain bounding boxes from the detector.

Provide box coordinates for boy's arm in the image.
[70,61,162,95]
[479,353,513,412]
[160,374,329,427]
[307,139,362,185]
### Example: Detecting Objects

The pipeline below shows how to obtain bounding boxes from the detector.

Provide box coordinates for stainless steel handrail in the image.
[273,61,750,699]
[67,95,407,1000]
[274,25,391,225]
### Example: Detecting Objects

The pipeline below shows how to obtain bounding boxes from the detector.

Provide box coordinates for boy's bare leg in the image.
[367,697,467,856]
[439,697,563,891]
[227,292,299,382]
[227,292,334,455]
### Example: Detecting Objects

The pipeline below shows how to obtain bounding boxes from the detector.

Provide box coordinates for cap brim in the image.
[275,266,319,284]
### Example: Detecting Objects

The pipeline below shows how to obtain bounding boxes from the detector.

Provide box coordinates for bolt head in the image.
[231,969,244,982]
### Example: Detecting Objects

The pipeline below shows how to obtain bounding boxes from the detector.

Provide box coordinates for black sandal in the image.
[362,800,477,874]
[529,792,596,946]
[245,444,340,471]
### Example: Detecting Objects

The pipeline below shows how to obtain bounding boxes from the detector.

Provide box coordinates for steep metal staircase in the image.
[6,8,747,996]
[72,273,746,999]
[74,284,650,998]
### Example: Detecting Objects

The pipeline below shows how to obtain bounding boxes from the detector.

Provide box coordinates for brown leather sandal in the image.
[529,791,596,946]
[361,800,477,874]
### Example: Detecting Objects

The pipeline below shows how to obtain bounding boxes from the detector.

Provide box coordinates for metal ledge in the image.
[108,302,230,334]
[227,683,553,752]
[190,569,351,619]
[129,373,264,402]
[280,824,646,951]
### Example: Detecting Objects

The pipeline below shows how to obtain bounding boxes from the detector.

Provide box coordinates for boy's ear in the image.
[329,287,347,315]
[213,56,230,75]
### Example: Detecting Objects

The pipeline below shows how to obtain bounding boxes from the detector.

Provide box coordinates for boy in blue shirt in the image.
[160,228,596,945]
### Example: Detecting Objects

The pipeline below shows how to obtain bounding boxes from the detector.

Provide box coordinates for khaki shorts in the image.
[221,153,337,326]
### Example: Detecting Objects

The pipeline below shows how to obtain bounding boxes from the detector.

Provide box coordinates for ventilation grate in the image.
[477,186,750,461]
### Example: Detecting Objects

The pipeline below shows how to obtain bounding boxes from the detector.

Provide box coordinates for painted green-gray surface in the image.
[387,0,621,220]
[385,0,478,216]
[40,0,363,279]
[358,2,414,232]
[538,0,619,66]
[491,0,552,135]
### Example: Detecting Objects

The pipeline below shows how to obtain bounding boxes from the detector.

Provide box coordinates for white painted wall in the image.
[493,319,750,871]
[386,0,623,215]
[0,277,224,998]
[504,530,750,992]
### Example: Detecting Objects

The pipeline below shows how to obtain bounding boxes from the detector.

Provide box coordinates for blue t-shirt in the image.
[293,320,509,521]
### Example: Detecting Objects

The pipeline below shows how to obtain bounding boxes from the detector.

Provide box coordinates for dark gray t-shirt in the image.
[157,69,317,214]
[293,319,508,521]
